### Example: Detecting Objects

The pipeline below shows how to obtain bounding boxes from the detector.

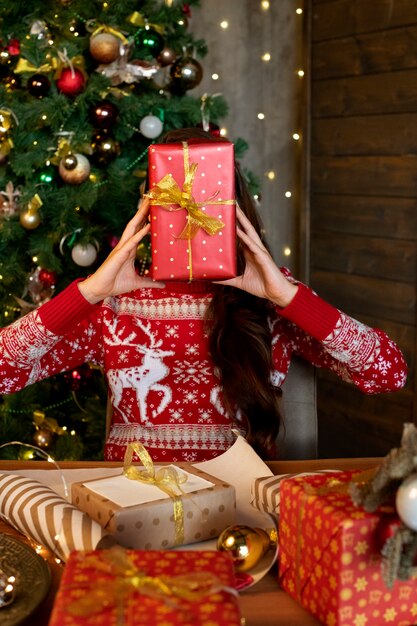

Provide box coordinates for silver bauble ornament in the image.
[396,473,417,531]
[71,242,98,266]
[139,115,163,139]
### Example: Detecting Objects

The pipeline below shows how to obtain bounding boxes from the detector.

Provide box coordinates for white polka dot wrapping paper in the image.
[148,141,236,282]
[70,463,236,550]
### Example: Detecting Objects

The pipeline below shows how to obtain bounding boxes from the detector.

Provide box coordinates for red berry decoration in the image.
[56,67,86,96]
[27,73,50,97]
[374,513,401,552]
[38,268,58,288]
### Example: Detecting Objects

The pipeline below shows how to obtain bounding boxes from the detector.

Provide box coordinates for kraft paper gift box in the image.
[71,463,236,550]
[279,471,417,626]
[147,140,236,281]
[48,548,242,626]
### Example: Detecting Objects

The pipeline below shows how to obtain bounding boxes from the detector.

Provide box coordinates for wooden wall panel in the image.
[310,0,417,457]
[313,0,417,41]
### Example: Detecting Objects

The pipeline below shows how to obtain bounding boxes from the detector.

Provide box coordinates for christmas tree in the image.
[0,0,254,461]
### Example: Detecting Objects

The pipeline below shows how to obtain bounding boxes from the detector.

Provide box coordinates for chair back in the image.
[276,355,318,459]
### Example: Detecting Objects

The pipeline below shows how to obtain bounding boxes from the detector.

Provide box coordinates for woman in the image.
[0,129,407,461]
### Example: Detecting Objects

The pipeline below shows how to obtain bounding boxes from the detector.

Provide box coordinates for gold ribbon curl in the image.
[123,441,187,545]
[146,141,235,281]
[66,546,236,619]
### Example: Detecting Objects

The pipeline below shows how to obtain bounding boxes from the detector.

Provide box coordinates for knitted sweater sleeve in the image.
[0,280,104,394]
[274,278,407,394]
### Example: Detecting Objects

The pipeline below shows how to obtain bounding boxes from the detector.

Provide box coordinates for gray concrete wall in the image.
[190,1,304,275]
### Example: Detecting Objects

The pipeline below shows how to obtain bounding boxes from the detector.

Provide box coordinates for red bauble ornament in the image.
[38,268,58,288]
[7,39,20,56]
[56,67,86,96]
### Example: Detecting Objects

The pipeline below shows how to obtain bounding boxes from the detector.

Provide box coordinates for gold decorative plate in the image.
[0,533,51,626]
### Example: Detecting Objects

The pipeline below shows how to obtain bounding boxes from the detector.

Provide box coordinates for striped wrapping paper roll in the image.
[0,473,116,561]
[250,470,339,520]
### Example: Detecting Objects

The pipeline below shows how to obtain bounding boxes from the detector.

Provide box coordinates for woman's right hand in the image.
[78,197,165,304]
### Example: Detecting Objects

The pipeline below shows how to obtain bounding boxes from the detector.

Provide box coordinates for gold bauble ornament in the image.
[33,428,54,449]
[20,206,41,229]
[217,525,276,572]
[59,153,91,185]
[89,33,120,64]
[0,111,12,136]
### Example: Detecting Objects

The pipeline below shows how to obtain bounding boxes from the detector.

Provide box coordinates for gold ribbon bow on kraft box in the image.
[71,442,236,550]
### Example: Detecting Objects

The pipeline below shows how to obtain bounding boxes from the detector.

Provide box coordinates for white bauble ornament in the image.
[396,473,417,531]
[59,153,90,185]
[71,243,98,267]
[139,115,163,139]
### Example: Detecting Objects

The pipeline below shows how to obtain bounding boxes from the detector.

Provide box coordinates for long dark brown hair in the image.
[159,128,282,458]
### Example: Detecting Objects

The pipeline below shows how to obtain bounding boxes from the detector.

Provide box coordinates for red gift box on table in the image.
[279,471,417,626]
[147,140,236,281]
[49,548,242,626]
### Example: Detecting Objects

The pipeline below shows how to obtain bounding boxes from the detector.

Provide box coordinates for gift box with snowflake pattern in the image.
[279,471,417,626]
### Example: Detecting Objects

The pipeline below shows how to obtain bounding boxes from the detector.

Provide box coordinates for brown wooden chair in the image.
[276,355,318,460]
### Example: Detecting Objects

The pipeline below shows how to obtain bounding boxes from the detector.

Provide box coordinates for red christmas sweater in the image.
[0,276,407,462]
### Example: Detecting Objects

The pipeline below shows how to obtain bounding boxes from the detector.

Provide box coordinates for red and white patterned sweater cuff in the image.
[278,283,341,341]
[38,279,101,335]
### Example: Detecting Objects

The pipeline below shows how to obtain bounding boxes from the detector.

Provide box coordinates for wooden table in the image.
[0,457,382,626]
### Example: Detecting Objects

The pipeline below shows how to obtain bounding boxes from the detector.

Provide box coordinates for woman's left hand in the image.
[217,206,298,308]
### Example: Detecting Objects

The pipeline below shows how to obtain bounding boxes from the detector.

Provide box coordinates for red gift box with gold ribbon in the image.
[147,140,236,282]
[49,548,242,625]
[279,471,417,626]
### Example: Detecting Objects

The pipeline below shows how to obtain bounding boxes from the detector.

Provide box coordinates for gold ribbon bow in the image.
[123,441,187,545]
[49,138,73,166]
[28,194,43,212]
[33,410,66,435]
[128,11,165,34]
[15,56,59,74]
[66,546,235,619]
[146,141,234,281]
[91,23,129,44]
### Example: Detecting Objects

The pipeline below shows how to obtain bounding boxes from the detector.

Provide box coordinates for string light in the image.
[297,69,304,77]
[266,171,276,180]
[292,133,300,140]
[220,20,229,29]
[296,7,303,14]
[261,53,271,62]
[220,128,227,136]
[211,73,219,80]
[285,191,292,198]
[257,113,265,120]
[32,256,38,263]
[261,1,270,9]
[283,247,291,256]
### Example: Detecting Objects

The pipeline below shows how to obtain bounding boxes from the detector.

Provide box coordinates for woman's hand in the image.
[78,197,164,304]
[218,206,299,308]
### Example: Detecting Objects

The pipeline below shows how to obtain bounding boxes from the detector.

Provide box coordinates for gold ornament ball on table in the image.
[59,153,91,185]
[89,33,120,64]
[217,524,276,572]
